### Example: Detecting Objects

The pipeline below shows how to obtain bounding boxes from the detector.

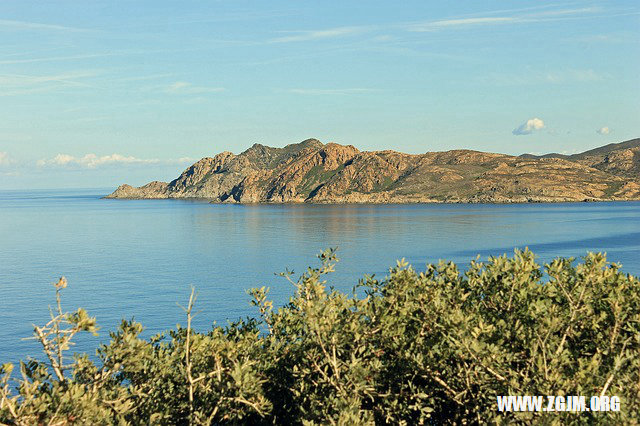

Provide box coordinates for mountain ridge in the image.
[519,138,640,179]
[106,138,640,203]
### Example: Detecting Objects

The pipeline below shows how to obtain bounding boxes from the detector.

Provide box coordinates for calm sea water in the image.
[1,188,639,363]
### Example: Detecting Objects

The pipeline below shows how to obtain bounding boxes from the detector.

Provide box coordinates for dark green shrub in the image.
[1,249,639,424]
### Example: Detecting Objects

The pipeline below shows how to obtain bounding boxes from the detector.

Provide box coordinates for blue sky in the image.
[0,1,638,189]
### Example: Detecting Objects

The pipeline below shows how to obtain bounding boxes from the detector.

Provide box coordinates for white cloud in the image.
[0,151,13,166]
[596,127,611,135]
[270,26,365,43]
[513,118,545,135]
[166,81,225,94]
[37,153,194,169]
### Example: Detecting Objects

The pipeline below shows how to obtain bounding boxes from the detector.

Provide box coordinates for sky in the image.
[0,1,639,189]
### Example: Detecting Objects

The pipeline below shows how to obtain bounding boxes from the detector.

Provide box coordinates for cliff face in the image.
[106,138,640,203]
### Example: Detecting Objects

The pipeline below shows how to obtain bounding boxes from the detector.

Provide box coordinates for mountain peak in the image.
[283,138,324,151]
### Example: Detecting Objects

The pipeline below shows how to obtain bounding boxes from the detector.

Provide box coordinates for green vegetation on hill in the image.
[2,250,639,424]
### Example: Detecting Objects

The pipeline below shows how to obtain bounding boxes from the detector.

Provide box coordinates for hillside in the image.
[106,138,640,203]
[520,138,640,179]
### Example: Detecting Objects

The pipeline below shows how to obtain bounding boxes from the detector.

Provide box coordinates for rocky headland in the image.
[106,138,640,203]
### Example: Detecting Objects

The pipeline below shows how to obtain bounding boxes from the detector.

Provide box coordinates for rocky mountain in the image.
[106,138,640,203]
[520,138,640,179]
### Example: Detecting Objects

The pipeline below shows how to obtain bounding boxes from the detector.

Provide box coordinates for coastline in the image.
[102,194,640,205]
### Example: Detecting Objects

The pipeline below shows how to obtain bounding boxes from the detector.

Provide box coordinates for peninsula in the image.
[106,138,640,203]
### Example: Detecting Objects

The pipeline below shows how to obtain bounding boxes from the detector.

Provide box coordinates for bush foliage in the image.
[1,249,639,425]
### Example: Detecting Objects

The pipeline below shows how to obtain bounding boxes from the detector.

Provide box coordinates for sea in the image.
[1,188,639,364]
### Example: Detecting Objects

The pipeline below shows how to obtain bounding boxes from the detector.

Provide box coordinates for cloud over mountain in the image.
[0,152,12,166]
[37,153,193,168]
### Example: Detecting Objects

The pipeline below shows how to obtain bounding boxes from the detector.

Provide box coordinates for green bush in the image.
[1,249,639,424]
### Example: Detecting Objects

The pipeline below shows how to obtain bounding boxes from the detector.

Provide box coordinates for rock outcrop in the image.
[106,138,640,203]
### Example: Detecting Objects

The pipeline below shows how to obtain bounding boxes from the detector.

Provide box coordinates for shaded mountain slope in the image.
[106,138,640,203]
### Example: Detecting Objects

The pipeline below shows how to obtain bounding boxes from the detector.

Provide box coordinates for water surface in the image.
[1,189,639,363]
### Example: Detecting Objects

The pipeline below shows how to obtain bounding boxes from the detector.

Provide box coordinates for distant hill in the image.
[520,138,640,179]
[106,138,640,203]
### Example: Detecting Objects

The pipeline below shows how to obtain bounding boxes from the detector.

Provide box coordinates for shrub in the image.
[1,249,639,424]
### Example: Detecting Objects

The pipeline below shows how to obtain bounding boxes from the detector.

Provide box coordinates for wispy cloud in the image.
[0,53,113,65]
[172,10,297,25]
[568,33,627,43]
[0,71,96,86]
[37,153,194,169]
[0,18,88,32]
[270,26,366,43]
[408,7,602,32]
[532,7,601,17]
[114,73,174,83]
[0,151,13,166]
[165,81,225,95]
[513,118,545,136]
[596,127,611,135]
[0,71,97,96]
[262,4,609,50]
[481,68,604,86]
[289,88,375,95]
[267,6,606,48]
[409,17,515,32]
[544,69,602,83]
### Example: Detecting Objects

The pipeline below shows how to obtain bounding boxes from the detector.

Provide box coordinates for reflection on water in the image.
[1,189,639,363]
